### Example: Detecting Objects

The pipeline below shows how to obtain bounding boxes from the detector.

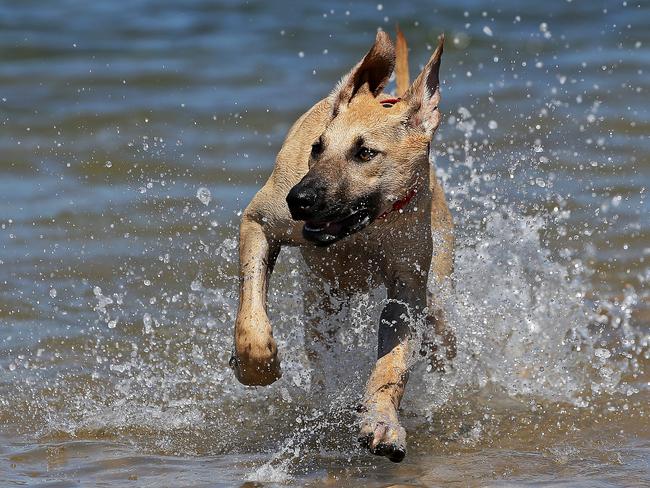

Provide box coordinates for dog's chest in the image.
[298,214,432,291]
[298,234,382,291]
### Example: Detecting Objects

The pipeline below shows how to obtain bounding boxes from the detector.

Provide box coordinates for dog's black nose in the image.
[286,184,318,220]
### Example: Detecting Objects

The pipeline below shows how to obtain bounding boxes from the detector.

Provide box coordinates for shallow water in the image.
[1,1,649,486]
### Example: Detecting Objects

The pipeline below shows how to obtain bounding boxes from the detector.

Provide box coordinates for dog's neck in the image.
[377,186,419,220]
[377,142,432,221]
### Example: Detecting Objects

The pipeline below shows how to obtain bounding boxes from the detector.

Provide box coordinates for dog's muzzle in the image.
[287,183,381,246]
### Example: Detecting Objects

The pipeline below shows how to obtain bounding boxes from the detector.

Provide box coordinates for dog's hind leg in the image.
[422,306,456,372]
[302,276,348,394]
[425,210,457,370]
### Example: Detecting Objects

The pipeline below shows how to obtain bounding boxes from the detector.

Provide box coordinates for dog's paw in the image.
[357,405,406,463]
[229,344,281,386]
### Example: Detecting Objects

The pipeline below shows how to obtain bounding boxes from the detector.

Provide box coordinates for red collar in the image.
[379,97,401,106]
[377,187,418,220]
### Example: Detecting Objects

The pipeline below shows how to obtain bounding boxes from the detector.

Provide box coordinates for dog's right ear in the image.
[402,34,444,137]
[329,31,395,117]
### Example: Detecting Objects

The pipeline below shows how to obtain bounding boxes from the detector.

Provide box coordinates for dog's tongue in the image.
[323,220,343,234]
[306,220,343,234]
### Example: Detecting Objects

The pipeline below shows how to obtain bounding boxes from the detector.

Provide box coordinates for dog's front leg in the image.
[358,280,424,463]
[230,214,282,386]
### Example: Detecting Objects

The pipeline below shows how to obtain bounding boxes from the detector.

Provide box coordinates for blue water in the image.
[1,1,648,486]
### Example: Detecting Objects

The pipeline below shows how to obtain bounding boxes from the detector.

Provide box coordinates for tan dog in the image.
[230,28,455,463]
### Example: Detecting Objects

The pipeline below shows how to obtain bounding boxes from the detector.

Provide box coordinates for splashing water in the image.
[1,88,645,488]
[1,3,648,485]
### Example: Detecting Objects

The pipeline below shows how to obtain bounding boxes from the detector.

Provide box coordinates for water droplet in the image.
[196,187,211,206]
[143,313,153,334]
[594,348,611,359]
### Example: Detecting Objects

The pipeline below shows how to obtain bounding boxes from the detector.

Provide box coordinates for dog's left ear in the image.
[403,34,444,137]
[330,30,395,117]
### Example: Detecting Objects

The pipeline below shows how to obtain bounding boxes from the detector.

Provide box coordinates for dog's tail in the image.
[395,24,410,97]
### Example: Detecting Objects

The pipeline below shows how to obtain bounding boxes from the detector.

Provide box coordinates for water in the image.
[1,1,649,486]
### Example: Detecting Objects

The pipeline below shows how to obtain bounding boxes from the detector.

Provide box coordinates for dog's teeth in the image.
[305,223,325,232]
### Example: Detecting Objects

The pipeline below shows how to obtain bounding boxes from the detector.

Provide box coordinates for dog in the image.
[230,28,455,463]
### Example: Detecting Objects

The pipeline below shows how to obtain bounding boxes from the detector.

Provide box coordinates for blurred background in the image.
[1,1,648,486]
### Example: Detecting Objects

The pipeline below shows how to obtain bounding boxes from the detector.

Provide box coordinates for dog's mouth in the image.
[302,207,372,246]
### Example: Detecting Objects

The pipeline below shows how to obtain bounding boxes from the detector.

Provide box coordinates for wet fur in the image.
[231,29,455,463]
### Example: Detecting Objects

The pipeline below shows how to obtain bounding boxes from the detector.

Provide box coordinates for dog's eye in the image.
[356,146,378,162]
[311,141,324,158]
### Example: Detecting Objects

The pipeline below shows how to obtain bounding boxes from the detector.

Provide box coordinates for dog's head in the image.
[287,31,444,246]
